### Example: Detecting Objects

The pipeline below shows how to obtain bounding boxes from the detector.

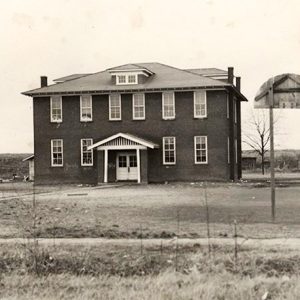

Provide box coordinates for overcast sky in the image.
[1,0,300,153]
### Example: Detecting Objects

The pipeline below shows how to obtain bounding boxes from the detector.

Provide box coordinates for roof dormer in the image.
[107,64,154,85]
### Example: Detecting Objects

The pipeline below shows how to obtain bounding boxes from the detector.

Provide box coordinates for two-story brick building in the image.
[22,62,247,184]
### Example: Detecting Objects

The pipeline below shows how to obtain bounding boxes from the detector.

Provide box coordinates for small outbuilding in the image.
[22,155,34,181]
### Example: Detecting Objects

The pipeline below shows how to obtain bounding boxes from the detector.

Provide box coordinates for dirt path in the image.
[0,237,299,249]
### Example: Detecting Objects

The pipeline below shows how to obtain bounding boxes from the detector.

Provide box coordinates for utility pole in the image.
[269,79,275,222]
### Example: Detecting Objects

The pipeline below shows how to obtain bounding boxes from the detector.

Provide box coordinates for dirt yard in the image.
[1,181,300,239]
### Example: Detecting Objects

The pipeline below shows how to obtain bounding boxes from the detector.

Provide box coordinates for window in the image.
[116,73,137,85]
[51,139,63,167]
[80,95,92,121]
[117,75,126,84]
[50,96,62,122]
[163,137,176,164]
[128,74,137,84]
[194,136,208,164]
[162,92,175,119]
[81,139,93,166]
[132,93,145,120]
[194,91,207,118]
[109,94,121,120]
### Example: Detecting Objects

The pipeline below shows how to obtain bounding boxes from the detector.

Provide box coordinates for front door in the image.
[116,152,138,181]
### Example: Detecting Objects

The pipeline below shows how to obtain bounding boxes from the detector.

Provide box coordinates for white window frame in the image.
[193,91,207,118]
[51,139,63,167]
[132,93,145,120]
[163,137,176,165]
[194,136,208,164]
[50,96,62,123]
[109,94,122,121]
[116,73,138,85]
[162,92,175,120]
[81,139,93,166]
[80,95,93,122]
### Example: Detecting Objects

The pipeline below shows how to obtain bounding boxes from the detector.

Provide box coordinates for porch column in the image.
[104,149,108,183]
[136,148,141,183]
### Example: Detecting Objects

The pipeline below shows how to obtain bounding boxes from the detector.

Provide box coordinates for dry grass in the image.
[1,181,300,239]
[0,242,299,299]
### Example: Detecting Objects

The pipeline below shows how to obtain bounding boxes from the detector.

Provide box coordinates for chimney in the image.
[40,76,48,87]
[236,77,241,91]
[228,67,234,84]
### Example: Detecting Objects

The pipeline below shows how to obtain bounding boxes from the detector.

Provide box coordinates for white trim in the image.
[80,95,93,122]
[162,92,175,120]
[89,132,158,150]
[51,139,63,167]
[109,94,121,121]
[193,91,207,118]
[50,96,62,123]
[194,136,208,164]
[132,93,145,120]
[98,145,147,150]
[163,136,176,165]
[137,148,141,183]
[104,149,108,183]
[81,138,93,166]
[108,68,154,76]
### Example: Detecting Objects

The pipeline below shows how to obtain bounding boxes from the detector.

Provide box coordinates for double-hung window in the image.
[194,136,208,164]
[194,91,207,118]
[81,139,93,166]
[162,92,175,119]
[163,137,176,164]
[50,96,62,122]
[51,139,63,167]
[80,95,92,121]
[109,94,121,120]
[132,93,145,120]
[116,74,137,85]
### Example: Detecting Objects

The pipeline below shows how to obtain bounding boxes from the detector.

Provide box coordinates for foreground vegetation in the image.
[0,242,299,299]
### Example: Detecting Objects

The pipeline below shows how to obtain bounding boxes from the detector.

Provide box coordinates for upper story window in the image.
[234,100,237,123]
[116,73,138,85]
[194,91,207,118]
[163,137,176,165]
[50,96,62,123]
[51,139,63,167]
[194,136,208,164]
[162,92,175,120]
[80,95,92,122]
[132,93,145,120]
[109,94,121,120]
[81,139,93,166]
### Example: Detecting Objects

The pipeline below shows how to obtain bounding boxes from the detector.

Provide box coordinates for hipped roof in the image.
[22,62,247,101]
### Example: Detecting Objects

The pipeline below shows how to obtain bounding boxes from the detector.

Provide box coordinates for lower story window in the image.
[81,139,93,166]
[51,139,63,167]
[194,136,208,164]
[163,137,176,164]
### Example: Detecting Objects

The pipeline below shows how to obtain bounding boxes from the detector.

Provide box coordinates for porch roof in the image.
[88,133,159,150]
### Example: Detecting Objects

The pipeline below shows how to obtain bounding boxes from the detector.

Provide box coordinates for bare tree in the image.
[243,110,270,175]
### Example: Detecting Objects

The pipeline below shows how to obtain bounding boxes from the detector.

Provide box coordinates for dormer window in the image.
[116,73,138,85]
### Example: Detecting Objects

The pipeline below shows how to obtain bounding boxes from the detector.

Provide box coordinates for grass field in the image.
[0,242,299,299]
[1,181,300,239]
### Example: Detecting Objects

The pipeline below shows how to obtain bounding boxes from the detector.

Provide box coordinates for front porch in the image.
[89,133,159,183]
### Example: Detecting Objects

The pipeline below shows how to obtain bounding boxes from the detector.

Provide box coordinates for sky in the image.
[0,0,300,153]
